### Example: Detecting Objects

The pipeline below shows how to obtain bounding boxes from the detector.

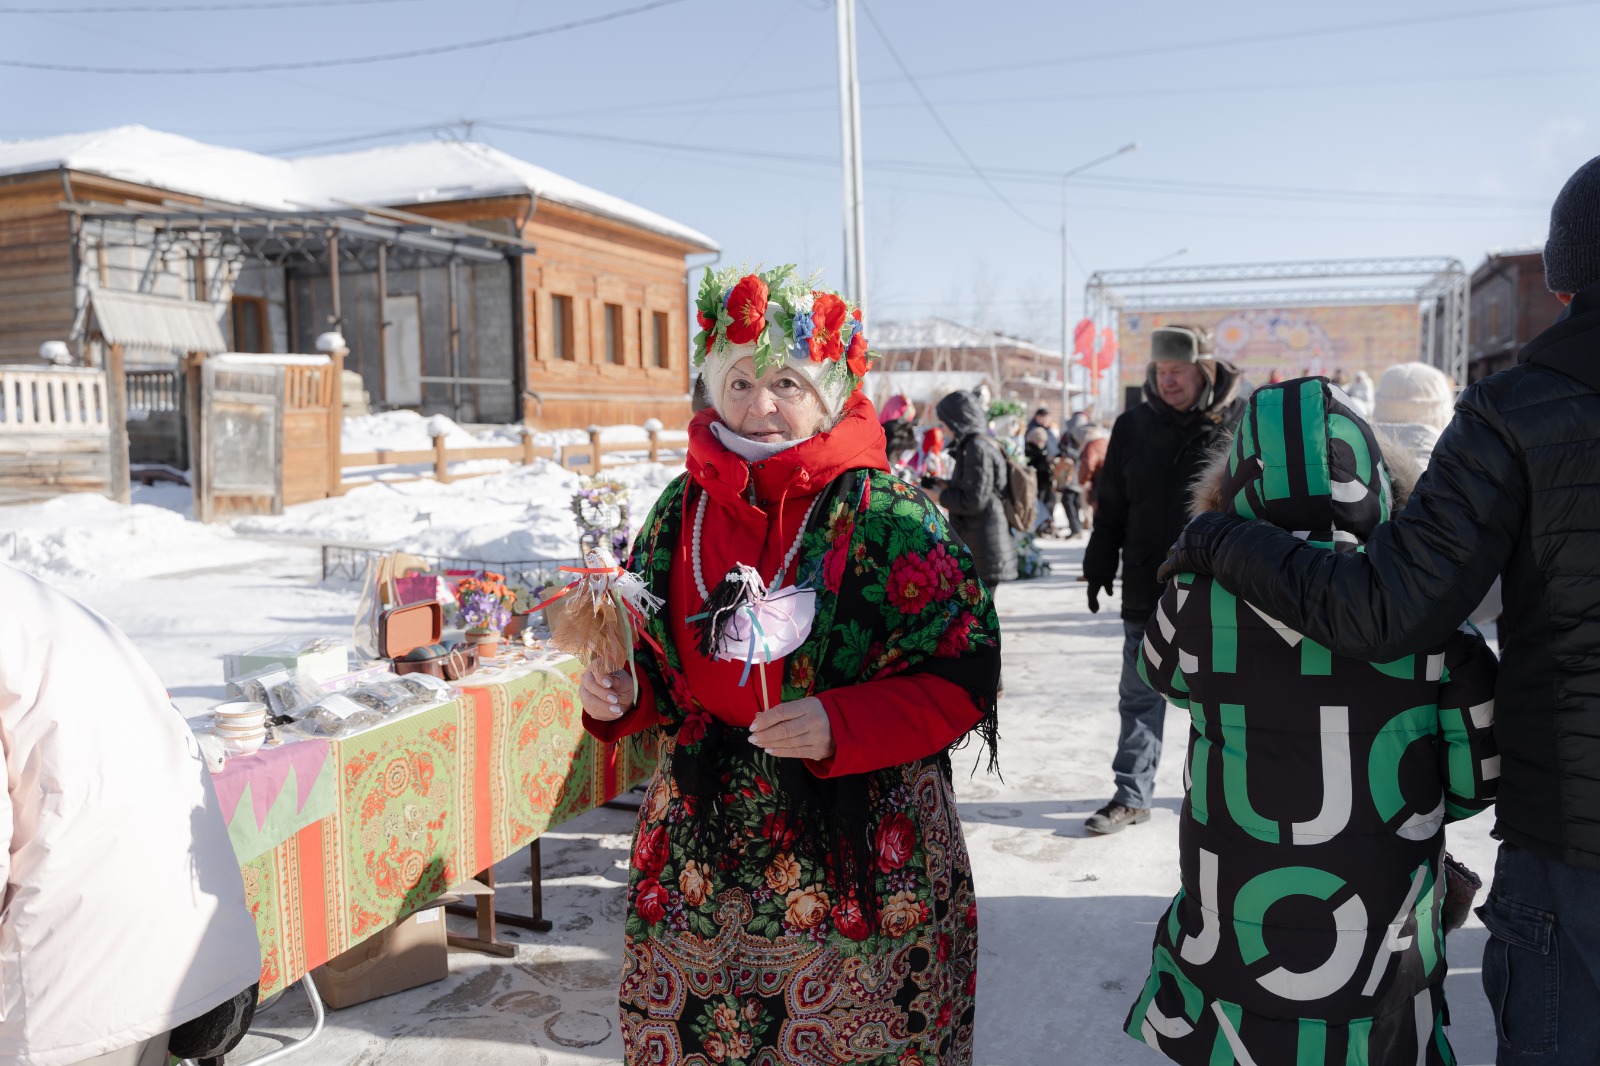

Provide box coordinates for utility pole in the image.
[836,0,867,314]
[1059,141,1138,422]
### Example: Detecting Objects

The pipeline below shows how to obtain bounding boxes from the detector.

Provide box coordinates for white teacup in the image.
[214,723,267,739]
[220,732,266,757]
[214,700,267,722]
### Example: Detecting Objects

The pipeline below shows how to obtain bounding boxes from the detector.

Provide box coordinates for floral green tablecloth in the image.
[235,658,654,998]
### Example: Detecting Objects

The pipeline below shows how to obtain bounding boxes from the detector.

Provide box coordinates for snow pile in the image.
[342,411,509,454]
[2,492,282,585]
[234,460,683,562]
[340,412,688,458]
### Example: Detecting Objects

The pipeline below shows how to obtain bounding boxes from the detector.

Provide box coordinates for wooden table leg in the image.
[444,863,516,957]
[444,839,554,941]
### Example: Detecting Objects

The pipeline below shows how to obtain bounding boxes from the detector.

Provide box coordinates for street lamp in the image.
[1060,141,1138,422]
[1142,247,1187,268]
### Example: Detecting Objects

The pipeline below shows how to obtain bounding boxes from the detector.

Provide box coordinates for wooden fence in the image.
[340,426,676,486]
[0,367,112,503]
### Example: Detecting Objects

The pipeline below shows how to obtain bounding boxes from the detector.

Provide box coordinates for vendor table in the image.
[220,657,654,1000]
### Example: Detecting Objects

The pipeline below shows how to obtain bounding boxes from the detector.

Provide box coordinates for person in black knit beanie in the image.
[1544,153,1600,294]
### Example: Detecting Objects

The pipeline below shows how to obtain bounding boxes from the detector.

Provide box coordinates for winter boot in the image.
[1085,801,1150,835]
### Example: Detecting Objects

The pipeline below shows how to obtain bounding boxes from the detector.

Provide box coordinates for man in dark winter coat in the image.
[1162,153,1600,1062]
[936,389,1017,586]
[1082,326,1245,834]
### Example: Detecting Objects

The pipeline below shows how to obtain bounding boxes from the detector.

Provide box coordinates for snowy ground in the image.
[0,520,1502,1064]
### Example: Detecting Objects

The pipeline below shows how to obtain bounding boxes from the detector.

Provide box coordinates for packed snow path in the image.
[56,536,1500,1065]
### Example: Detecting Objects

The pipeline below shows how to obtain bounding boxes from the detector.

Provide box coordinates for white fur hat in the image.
[1372,362,1455,430]
[702,341,854,424]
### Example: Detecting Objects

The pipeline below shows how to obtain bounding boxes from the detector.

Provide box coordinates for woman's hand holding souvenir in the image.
[748,697,835,761]
[580,663,636,721]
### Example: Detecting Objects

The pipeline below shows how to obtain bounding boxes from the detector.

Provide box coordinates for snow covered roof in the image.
[0,126,299,211]
[873,316,1058,357]
[296,140,716,249]
[0,125,717,250]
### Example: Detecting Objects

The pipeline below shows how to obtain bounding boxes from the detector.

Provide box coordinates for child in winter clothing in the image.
[1124,378,1499,1066]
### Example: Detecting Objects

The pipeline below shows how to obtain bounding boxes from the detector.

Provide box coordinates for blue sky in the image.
[3,0,1595,350]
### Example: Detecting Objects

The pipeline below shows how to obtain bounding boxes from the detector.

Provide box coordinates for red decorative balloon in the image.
[1072,317,1096,358]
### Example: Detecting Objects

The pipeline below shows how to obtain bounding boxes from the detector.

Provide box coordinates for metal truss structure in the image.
[1082,256,1470,412]
[66,199,530,278]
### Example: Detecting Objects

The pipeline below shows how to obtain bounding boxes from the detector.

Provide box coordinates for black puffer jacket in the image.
[937,390,1016,586]
[1203,278,1600,872]
[1083,364,1244,621]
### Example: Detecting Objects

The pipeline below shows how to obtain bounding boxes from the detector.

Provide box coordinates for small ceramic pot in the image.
[466,628,500,659]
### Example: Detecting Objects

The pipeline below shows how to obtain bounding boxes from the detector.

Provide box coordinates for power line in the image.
[627,63,1592,120]
[856,0,1050,232]
[0,0,413,9]
[268,121,470,155]
[900,0,1600,85]
[463,0,1600,123]
[472,120,1546,210]
[0,0,691,73]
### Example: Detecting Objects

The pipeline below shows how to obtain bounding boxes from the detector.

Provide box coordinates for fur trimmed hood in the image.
[1188,378,1422,546]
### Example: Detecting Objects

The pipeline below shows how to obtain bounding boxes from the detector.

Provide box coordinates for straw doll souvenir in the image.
[545,547,663,682]
[577,263,1001,1066]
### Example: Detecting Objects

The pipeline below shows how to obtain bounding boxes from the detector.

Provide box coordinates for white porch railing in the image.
[0,368,108,434]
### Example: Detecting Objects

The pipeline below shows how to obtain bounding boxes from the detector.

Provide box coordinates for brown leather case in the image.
[379,601,443,660]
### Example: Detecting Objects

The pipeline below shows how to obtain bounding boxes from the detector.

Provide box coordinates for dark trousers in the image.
[1061,487,1084,535]
[1480,843,1600,1064]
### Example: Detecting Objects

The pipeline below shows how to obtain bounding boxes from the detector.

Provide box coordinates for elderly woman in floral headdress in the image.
[580,264,1001,1066]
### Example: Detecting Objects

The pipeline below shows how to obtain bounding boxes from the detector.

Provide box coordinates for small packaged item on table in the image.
[395,673,454,701]
[295,693,384,737]
[226,665,323,719]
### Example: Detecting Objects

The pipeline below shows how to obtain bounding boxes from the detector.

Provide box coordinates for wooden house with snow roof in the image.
[0,126,718,431]
[871,316,1077,414]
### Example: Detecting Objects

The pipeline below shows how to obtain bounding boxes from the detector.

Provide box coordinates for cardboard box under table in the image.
[221,655,655,1000]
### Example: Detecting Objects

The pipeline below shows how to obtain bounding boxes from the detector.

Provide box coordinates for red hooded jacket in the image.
[583,393,982,777]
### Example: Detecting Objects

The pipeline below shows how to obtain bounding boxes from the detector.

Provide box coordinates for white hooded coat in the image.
[0,564,260,1065]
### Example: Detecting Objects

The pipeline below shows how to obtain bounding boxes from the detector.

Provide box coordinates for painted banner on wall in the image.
[1117,304,1421,393]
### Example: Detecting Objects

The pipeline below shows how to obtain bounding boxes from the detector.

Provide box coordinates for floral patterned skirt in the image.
[617,735,978,1066]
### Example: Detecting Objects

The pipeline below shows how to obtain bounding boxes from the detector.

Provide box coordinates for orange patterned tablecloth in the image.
[237,658,653,998]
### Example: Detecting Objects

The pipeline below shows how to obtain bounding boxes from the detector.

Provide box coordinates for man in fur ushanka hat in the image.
[1081,324,1245,835]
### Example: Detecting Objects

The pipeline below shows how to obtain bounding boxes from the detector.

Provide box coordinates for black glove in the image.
[1085,576,1113,614]
[1156,511,1247,584]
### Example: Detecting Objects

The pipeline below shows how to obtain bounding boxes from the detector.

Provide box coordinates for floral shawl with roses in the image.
[615,467,999,1066]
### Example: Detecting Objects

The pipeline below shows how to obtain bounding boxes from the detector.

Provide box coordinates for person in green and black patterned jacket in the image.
[1125,377,1499,1065]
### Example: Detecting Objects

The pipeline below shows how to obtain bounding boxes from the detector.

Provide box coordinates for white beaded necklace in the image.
[692,489,820,603]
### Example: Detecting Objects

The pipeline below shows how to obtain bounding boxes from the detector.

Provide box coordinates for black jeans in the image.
[1060,486,1084,535]
[1479,843,1600,1064]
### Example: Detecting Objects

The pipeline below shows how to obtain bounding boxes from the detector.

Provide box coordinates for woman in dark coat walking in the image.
[1024,426,1058,533]
[1124,378,1500,1065]
[936,389,1016,586]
